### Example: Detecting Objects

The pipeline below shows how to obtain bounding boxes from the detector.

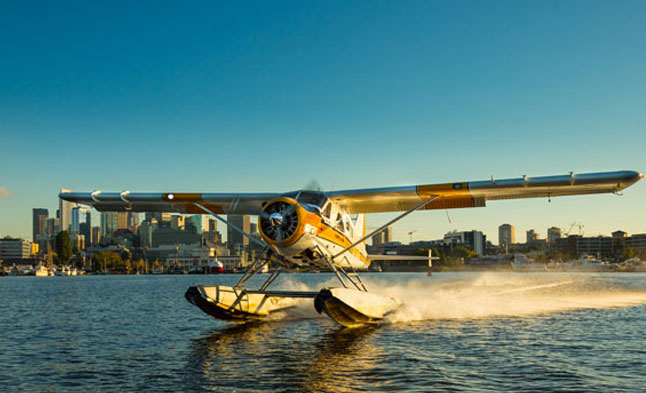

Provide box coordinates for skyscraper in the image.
[116,212,128,230]
[101,212,118,238]
[383,226,393,243]
[59,188,76,233]
[228,215,250,252]
[498,224,515,248]
[71,206,81,234]
[32,208,49,242]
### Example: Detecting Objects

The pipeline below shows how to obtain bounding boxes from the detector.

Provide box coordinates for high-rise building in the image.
[526,229,539,243]
[71,206,81,234]
[383,226,393,243]
[91,226,101,246]
[32,208,49,242]
[127,212,139,229]
[139,221,156,248]
[372,232,384,246]
[59,188,76,233]
[547,227,562,243]
[228,215,250,252]
[101,212,118,238]
[498,224,515,248]
[443,230,487,255]
[45,218,59,237]
[116,212,129,230]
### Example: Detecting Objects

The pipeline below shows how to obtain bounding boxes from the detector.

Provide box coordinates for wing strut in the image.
[332,195,439,261]
[194,202,269,250]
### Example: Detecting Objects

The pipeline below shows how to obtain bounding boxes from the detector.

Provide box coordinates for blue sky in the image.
[1,1,645,243]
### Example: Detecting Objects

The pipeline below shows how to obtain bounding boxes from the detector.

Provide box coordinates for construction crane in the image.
[408,230,418,243]
[564,222,584,237]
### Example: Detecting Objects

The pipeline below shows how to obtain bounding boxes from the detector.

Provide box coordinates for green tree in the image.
[622,247,636,261]
[92,251,123,272]
[55,231,73,266]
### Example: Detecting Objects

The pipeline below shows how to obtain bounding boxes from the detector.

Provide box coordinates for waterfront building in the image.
[498,224,515,248]
[547,227,562,243]
[627,234,646,250]
[443,230,486,255]
[0,237,32,259]
[227,215,250,252]
[32,208,49,243]
[59,188,76,233]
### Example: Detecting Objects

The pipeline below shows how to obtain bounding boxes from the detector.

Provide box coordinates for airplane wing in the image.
[326,170,644,214]
[59,170,643,215]
[58,191,281,215]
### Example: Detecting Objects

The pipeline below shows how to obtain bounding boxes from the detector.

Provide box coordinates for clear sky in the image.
[1,1,645,243]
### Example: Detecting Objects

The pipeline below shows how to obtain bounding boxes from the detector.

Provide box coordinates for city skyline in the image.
[1,1,645,242]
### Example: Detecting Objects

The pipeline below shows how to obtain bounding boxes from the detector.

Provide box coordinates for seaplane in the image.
[60,170,643,327]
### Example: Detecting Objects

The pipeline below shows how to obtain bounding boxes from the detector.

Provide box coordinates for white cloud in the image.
[0,187,12,198]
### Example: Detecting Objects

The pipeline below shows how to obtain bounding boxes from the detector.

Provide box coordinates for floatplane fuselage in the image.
[60,170,643,327]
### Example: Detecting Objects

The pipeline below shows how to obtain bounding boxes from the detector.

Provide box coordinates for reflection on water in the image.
[186,322,380,393]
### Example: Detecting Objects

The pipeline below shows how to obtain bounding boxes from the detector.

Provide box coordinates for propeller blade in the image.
[284,204,296,217]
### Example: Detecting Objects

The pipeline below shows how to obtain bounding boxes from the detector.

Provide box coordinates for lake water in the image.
[1,272,646,392]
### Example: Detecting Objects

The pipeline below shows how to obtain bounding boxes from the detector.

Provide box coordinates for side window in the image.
[322,203,331,219]
[334,212,344,231]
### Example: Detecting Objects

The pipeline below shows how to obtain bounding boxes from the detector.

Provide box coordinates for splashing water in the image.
[272,272,646,323]
[378,272,646,323]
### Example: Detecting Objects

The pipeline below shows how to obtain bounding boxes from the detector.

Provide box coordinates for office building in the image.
[32,208,49,242]
[227,215,250,252]
[444,230,486,255]
[101,212,118,238]
[71,206,81,234]
[59,188,76,233]
[547,227,562,243]
[526,229,539,243]
[0,237,32,259]
[498,224,515,248]
[383,226,393,243]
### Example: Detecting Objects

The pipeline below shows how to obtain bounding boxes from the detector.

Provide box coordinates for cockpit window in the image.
[297,191,328,207]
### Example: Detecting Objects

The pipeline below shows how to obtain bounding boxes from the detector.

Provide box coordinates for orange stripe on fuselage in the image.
[316,222,369,265]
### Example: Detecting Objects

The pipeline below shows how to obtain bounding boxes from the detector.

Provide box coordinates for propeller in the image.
[259,200,299,243]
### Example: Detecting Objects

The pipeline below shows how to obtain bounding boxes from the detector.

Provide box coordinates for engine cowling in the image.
[258,198,305,247]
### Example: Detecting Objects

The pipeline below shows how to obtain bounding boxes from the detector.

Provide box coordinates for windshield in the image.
[296,191,328,207]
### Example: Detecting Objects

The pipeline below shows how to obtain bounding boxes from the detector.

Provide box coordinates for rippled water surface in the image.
[1,272,646,392]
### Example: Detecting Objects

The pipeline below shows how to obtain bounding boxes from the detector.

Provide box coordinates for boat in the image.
[208,258,224,274]
[34,265,49,277]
